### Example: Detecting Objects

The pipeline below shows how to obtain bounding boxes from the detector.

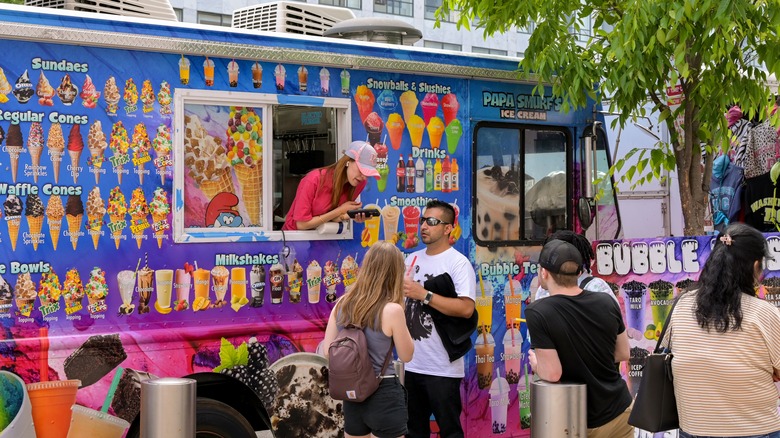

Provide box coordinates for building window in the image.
[374,0,413,17]
[472,47,507,56]
[473,124,569,243]
[423,40,462,51]
[173,8,183,22]
[424,0,459,22]
[517,21,535,34]
[319,0,362,9]
[197,11,232,27]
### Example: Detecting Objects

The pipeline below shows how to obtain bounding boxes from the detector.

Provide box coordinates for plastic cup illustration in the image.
[627,346,649,397]
[340,69,350,95]
[354,85,376,123]
[274,64,286,91]
[306,261,322,304]
[251,62,262,89]
[426,116,445,149]
[442,93,459,125]
[445,119,463,155]
[287,260,303,303]
[154,269,173,311]
[386,113,405,150]
[269,264,284,304]
[178,57,190,85]
[420,93,439,126]
[211,266,229,307]
[503,329,522,385]
[504,277,522,329]
[475,333,495,390]
[230,267,248,311]
[227,60,239,88]
[250,264,265,308]
[476,273,494,334]
[377,163,389,192]
[67,405,129,438]
[377,89,398,120]
[489,373,509,434]
[360,203,381,247]
[407,114,425,148]
[203,58,215,87]
[648,279,674,331]
[0,371,35,438]
[519,362,531,429]
[323,260,340,303]
[117,270,135,315]
[173,268,191,311]
[136,266,153,315]
[193,268,210,311]
[475,166,521,241]
[297,66,308,92]
[381,204,400,242]
[26,379,80,438]
[399,90,418,124]
[401,206,420,249]
[318,67,330,95]
[622,280,647,331]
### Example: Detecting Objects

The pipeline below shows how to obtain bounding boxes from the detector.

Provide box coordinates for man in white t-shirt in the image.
[403,200,476,438]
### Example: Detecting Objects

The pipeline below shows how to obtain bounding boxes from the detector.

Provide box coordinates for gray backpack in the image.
[328,324,392,402]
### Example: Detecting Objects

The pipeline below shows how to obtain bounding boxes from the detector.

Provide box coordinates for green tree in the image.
[0,1,25,5]
[440,0,780,235]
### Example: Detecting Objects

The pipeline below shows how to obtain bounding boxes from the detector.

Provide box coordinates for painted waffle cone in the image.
[199,167,235,201]
[116,165,123,184]
[69,150,82,183]
[89,147,103,184]
[48,216,62,250]
[29,147,43,183]
[7,145,21,183]
[66,214,82,250]
[138,161,145,185]
[51,150,63,184]
[87,214,101,250]
[234,162,262,226]
[132,215,145,249]
[26,215,43,251]
[152,213,166,248]
[110,214,124,249]
[7,217,20,251]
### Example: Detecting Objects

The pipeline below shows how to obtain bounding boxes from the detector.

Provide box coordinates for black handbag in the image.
[627,295,681,432]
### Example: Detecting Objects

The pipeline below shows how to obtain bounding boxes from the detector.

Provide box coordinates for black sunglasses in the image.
[420,217,450,226]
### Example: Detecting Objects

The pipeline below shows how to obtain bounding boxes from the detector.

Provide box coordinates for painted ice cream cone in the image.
[103,76,120,115]
[46,195,64,251]
[131,123,152,185]
[25,194,44,251]
[4,195,22,251]
[0,67,12,103]
[225,107,263,225]
[86,187,105,250]
[149,187,170,249]
[47,122,65,184]
[184,114,234,201]
[28,122,44,183]
[128,187,149,249]
[152,123,172,185]
[399,90,419,124]
[110,121,130,185]
[65,194,84,251]
[88,121,108,184]
[107,187,127,250]
[67,124,84,184]
[6,124,23,184]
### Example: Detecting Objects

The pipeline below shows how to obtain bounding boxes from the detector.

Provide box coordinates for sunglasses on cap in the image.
[420,217,450,226]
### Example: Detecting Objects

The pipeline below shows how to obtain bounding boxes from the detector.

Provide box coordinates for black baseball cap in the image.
[538,239,583,275]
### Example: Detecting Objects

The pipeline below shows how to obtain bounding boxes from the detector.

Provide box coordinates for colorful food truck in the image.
[0,3,633,437]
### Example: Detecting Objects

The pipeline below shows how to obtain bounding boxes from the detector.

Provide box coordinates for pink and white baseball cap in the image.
[344,141,380,179]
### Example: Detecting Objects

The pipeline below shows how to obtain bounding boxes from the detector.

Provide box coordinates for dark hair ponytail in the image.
[695,223,769,332]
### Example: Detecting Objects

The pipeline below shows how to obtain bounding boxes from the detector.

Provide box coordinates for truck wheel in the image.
[124,397,258,438]
[196,397,257,438]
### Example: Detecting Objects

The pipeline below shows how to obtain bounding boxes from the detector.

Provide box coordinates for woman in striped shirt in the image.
[667,223,780,438]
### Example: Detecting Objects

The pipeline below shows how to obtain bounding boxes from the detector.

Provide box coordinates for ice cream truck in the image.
[0,3,632,437]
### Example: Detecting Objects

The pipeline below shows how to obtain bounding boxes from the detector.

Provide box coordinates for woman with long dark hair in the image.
[323,241,414,438]
[667,223,780,438]
[283,141,379,230]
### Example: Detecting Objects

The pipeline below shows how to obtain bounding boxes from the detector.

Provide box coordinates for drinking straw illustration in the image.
[478,270,486,297]
[406,255,417,277]
[39,327,49,381]
[102,367,124,413]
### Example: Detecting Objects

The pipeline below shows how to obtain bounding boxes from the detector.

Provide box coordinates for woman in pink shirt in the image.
[283,141,379,230]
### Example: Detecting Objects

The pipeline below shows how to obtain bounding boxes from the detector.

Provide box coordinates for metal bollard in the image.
[530,380,587,438]
[140,377,197,438]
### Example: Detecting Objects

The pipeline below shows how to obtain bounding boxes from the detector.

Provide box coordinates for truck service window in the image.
[173,90,351,242]
[474,124,569,244]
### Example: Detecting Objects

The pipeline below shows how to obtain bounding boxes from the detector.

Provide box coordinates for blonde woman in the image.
[323,241,414,438]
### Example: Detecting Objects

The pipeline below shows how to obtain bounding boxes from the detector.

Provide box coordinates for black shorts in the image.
[343,377,408,438]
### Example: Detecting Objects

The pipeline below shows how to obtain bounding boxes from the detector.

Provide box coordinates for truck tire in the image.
[125,397,258,438]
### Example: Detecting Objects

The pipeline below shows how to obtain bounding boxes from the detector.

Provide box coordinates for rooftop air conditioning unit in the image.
[232,1,355,36]
[24,0,177,21]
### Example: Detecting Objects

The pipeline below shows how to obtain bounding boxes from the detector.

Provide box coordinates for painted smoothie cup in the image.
[26,379,80,438]
[648,279,673,329]
[621,280,647,331]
